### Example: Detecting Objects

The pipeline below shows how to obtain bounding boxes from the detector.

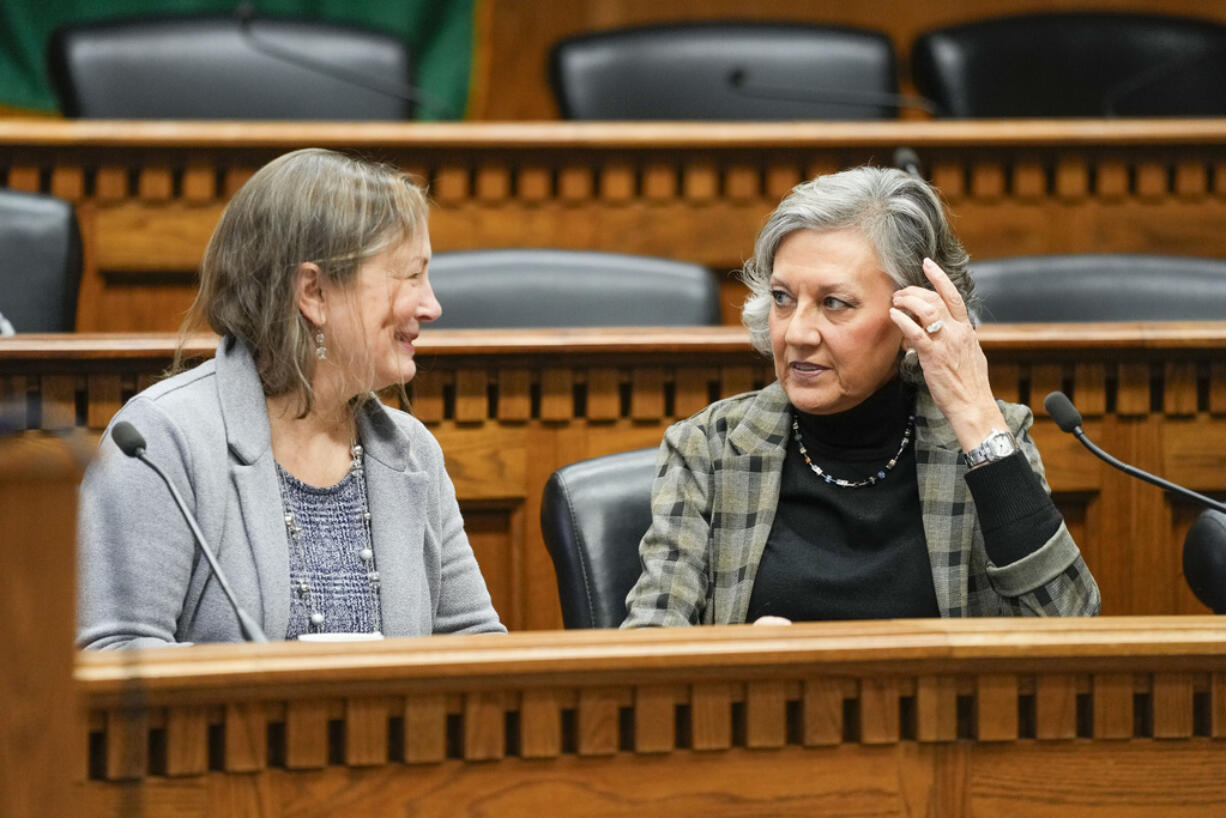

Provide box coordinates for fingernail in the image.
[922,257,934,268]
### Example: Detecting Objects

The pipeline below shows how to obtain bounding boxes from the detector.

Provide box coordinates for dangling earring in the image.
[314,329,328,360]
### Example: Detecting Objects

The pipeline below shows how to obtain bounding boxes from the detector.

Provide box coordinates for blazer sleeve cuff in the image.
[984,521,1081,597]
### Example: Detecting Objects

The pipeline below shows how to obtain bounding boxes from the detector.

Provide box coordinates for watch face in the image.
[988,434,1016,458]
[966,430,1016,467]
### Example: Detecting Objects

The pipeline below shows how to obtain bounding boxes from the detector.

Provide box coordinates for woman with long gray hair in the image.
[78,149,504,647]
[624,166,1099,626]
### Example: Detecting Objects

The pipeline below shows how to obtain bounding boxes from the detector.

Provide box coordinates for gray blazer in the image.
[77,337,504,648]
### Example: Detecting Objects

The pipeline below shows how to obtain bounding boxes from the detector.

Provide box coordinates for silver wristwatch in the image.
[963,428,1017,469]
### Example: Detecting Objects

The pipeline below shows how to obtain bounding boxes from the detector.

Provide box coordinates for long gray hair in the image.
[741,166,974,382]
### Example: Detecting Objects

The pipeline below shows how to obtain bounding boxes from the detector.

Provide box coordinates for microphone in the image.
[1042,392,1226,514]
[1045,392,1226,614]
[1043,391,1085,435]
[233,3,453,120]
[1183,510,1226,614]
[111,420,269,642]
[110,420,147,457]
[726,68,937,116]
[894,147,922,179]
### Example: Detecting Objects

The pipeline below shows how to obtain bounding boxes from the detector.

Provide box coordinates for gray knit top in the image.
[276,458,382,639]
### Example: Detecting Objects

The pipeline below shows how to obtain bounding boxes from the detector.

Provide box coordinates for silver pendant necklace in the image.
[277,442,378,631]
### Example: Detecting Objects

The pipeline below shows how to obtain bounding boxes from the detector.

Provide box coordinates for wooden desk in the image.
[76,617,1226,816]
[3,324,1224,628]
[4,119,1226,330]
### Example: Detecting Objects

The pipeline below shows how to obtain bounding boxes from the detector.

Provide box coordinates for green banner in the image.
[0,0,474,119]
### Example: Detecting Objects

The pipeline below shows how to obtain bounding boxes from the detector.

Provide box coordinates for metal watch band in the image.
[963,428,1017,469]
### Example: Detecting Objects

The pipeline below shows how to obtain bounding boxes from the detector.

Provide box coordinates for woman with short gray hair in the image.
[624,166,1098,627]
[78,149,504,647]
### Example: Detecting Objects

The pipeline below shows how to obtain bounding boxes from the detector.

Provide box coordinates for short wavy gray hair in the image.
[741,166,975,383]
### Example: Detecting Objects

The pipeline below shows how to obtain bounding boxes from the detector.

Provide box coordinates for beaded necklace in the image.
[791,411,915,489]
[276,442,379,632]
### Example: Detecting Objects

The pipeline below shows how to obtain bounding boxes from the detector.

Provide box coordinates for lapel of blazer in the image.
[216,337,290,639]
[717,383,791,623]
[357,400,428,637]
[913,387,976,617]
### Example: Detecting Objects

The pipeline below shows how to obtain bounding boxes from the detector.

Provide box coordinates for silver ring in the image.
[925,320,945,335]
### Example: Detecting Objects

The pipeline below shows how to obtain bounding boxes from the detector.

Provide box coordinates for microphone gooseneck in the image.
[1043,392,1226,514]
[726,68,937,115]
[1100,49,1223,117]
[113,421,269,642]
[1045,392,1226,615]
[233,3,452,120]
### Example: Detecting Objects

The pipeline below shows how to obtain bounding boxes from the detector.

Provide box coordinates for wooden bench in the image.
[75,617,1226,816]
[3,324,1224,627]
[5,120,1226,330]
[6,430,1224,817]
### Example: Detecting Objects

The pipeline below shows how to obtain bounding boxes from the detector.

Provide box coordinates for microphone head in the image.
[111,421,147,457]
[1183,509,1226,614]
[1043,391,1083,433]
[894,147,921,173]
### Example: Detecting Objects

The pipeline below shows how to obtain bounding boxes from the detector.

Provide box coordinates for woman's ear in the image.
[294,262,327,327]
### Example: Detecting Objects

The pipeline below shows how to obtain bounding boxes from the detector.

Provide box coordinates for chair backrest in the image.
[913,13,1226,118]
[427,249,721,329]
[551,21,899,120]
[0,190,81,332]
[971,254,1226,322]
[540,447,657,629]
[47,15,412,120]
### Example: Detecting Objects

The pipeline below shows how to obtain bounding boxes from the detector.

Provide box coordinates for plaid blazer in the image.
[622,382,1101,626]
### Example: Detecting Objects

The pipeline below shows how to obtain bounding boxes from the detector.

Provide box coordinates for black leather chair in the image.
[0,190,81,332]
[540,448,657,629]
[972,254,1226,322]
[47,15,413,119]
[913,13,1226,118]
[551,21,901,120]
[427,249,721,329]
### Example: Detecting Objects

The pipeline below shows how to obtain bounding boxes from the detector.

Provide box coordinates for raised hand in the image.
[888,258,1007,452]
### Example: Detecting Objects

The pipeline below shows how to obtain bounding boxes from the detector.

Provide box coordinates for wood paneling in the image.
[3,324,1225,630]
[73,618,1226,817]
[0,435,85,818]
[6,120,1226,331]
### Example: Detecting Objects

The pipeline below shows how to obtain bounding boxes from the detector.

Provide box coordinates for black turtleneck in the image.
[746,378,1062,622]
[747,378,936,622]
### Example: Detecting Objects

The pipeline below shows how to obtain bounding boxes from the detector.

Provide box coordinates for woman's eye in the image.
[823,296,851,310]
[770,289,791,306]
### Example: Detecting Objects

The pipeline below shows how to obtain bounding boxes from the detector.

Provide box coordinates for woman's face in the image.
[768,228,904,415]
[323,227,440,393]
